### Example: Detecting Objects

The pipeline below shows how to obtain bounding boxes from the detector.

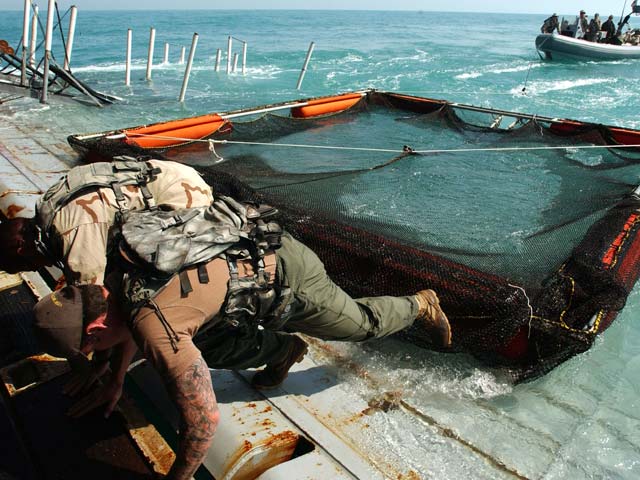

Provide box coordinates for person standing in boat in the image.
[601,14,616,43]
[541,13,560,34]
[573,10,589,38]
[585,13,602,41]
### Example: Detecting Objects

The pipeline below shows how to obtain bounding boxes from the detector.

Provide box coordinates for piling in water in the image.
[146,27,155,81]
[178,32,198,102]
[241,41,247,75]
[296,41,315,90]
[163,42,169,64]
[226,36,232,74]
[215,48,221,71]
[125,29,132,86]
[180,46,185,64]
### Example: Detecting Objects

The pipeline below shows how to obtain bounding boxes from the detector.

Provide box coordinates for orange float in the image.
[124,114,226,148]
[291,93,363,118]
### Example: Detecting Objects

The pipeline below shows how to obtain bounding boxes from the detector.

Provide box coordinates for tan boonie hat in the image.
[33,286,85,358]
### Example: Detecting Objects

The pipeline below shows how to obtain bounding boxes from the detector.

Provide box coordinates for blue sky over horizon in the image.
[2,1,635,16]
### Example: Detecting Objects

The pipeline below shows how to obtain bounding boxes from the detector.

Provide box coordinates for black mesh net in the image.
[71,91,640,381]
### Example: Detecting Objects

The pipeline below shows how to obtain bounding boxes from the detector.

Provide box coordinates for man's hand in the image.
[66,376,123,419]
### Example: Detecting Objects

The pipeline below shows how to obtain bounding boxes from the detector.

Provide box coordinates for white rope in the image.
[208,139,225,163]
[124,132,640,156]
[509,283,534,338]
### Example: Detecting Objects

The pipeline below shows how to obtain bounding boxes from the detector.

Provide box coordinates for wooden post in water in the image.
[125,29,132,86]
[29,4,38,68]
[179,46,186,64]
[21,0,31,86]
[296,41,315,90]
[214,49,221,71]
[226,36,232,74]
[241,41,247,75]
[163,42,169,64]
[63,5,77,71]
[146,27,155,81]
[178,32,198,102]
[40,0,55,103]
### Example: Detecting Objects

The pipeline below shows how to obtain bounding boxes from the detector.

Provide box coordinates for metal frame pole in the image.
[146,27,155,81]
[296,41,315,90]
[40,0,55,103]
[63,5,77,71]
[178,32,198,102]
[21,0,31,86]
[29,4,38,68]
[125,28,132,86]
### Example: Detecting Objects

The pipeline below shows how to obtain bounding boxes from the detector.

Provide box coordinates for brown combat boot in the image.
[251,335,308,390]
[415,289,452,348]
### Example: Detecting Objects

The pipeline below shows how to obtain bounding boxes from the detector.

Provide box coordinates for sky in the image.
[2,1,634,15]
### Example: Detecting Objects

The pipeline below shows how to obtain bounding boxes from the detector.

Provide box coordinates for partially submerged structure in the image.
[0,2,118,107]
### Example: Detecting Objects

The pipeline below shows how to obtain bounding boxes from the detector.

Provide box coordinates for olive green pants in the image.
[196,233,418,369]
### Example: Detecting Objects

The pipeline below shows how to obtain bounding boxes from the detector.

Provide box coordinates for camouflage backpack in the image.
[117,195,288,346]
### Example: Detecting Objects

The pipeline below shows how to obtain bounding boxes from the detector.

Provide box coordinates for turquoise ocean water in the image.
[1,9,640,479]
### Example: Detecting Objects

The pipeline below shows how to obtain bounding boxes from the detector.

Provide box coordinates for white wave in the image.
[331,53,364,66]
[490,63,543,74]
[387,49,432,63]
[510,77,617,95]
[71,61,282,78]
[70,59,155,73]
[456,71,483,80]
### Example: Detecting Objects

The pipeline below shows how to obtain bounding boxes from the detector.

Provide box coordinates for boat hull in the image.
[535,33,640,60]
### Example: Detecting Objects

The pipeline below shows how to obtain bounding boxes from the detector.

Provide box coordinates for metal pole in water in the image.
[226,35,232,74]
[179,46,186,64]
[296,41,315,90]
[21,0,31,86]
[29,4,38,68]
[178,32,198,102]
[40,0,55,103]
[125,28,132,86]
[146,27,155,81]
[232,52,238,73]
[163,42,169,64]
[215,48,221,71]
[63,5,77,71]
[241,41,247,75]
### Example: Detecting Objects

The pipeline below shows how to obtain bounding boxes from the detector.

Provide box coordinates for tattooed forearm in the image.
[166,355,219,480]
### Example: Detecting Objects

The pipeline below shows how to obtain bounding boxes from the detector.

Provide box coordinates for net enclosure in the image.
[68,90,640,381]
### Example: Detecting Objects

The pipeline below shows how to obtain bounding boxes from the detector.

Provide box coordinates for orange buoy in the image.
[124,114,226,148]
[291,93,363,118]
